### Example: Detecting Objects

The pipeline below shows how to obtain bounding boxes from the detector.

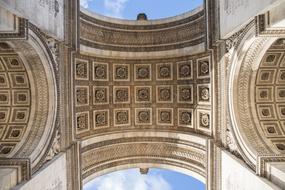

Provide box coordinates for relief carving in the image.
[75,60,88,80]
[76,88,88,105]
[200,113,210,128]
[93,63,108,81]
[157,86,172,102]
[135,65,151,81]
[114,109,130,126]
[93,87,108,105]
[135,87,151,103]
[135,108,151,125]
[114,64,129,81]
[197,58,210,78]
[45,128,61,162]
[225,116,241,157]
[94,110,109,127]
[180,112,192,125]
[114,87,130,103]
[178,85,193,103]
[157,63,172,80]
[76,112,89,131]
[225,21,254,52]
[157,109,173,125]
[178,61,192,79]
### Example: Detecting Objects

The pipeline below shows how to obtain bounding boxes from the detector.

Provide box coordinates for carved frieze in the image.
[81,139,206,180]
[80,10,205,52]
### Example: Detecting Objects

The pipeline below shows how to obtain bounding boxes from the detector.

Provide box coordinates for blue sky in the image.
[80,0,203,20]
[84,168,205,190]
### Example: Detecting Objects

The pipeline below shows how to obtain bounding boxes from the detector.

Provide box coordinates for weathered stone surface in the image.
[0,1,285,190]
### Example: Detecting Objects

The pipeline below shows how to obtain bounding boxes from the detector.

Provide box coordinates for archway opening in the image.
[80,0,203,20]
[83,168,205,190]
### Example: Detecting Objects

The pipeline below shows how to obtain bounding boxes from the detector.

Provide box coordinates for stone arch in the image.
[76,4,212,190]
[228,24,284,167]
[79,6,206,58]
[0,27,57,172]
[80,131,207,186]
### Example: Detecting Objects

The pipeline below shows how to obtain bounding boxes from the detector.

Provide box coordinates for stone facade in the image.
[0,0,285,190]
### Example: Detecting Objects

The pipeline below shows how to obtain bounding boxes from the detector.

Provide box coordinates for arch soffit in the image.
[0,28,57,170]
[80,131,208,185]
[228,25,281,167]
[83,163,206,186]
[79,6,206,59]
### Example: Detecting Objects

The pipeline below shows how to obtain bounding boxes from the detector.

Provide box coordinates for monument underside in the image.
[75,8,212,185]
[0,1,285,190]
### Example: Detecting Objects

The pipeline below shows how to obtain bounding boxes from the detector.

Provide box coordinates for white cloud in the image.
[104,0,129,18]
[80,0,91,8]
[84,169,172,190]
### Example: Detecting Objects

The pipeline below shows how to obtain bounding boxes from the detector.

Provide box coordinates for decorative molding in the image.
[81,137,207,180]
[80,10,205,52]
[225,20,255,52]
[257,154,285,177]
[0,158,31,182]
[0,18,28,40]
[256,14,285,37]
[233,37,273,157]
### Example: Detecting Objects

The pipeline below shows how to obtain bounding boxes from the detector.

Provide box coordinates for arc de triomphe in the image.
[0,0,285,189]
